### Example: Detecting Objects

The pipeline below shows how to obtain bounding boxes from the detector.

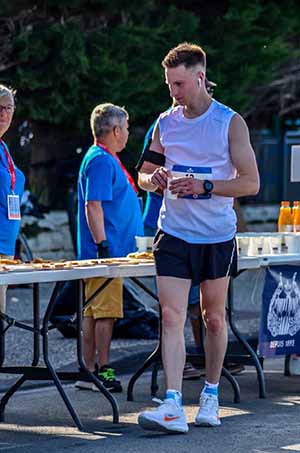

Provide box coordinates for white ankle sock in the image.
[201,381,219,397]
[165,389,182,406]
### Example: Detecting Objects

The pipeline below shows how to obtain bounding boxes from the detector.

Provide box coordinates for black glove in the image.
[96,240,110,259]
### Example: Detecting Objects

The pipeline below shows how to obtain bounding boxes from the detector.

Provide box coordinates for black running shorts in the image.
[153,230,237,285]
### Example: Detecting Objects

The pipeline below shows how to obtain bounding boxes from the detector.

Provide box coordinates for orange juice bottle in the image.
[293,201,300,232]
[292,201,298,224]
[278,201,292,232]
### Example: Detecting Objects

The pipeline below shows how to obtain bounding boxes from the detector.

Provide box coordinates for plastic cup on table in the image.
[237,236,250,256]
[269,234,282,255]
[250,236,265,256]
[284,234,300,254]
[135,236,154,252]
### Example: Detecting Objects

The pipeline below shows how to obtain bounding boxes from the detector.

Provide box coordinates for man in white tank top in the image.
[138,42,260,433]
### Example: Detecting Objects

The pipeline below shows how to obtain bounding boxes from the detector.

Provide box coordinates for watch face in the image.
[204,180,213,192]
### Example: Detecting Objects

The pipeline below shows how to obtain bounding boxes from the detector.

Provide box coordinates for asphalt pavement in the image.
[1,274,300,452]
[1,362,300,453]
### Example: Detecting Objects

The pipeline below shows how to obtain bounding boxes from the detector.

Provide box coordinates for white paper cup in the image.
[237,236,250,256]
[284,234,300,254]
[249,236,265,255]
[135,236,154,252]
[166,177,179,199]
[262,236,272,254]
[269,235,282,254]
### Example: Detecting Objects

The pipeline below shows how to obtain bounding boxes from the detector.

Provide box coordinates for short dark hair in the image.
[162,42,206,70]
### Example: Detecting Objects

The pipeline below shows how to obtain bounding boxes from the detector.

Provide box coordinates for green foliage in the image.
[207,0,300,113]
[1,0,300,173]
[5,1,200,133]
[12,22,89,126]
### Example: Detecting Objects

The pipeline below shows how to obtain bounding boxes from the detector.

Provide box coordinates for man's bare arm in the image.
[212,114,260,197]
[138,123,170,192]
[85,200,106,243]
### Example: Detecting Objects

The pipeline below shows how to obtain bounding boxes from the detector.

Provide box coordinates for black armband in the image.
[135,147,165,171]
[145,150,166,166]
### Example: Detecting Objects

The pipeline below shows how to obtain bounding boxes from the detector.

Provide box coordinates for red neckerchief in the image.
[0,139,16,191]
[95,141,138,193]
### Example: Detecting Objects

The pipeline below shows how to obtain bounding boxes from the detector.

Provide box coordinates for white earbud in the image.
[198,78,202,88]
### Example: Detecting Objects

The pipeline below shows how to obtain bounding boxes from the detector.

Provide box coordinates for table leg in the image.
[127,341,161,401]
[0,316,4,367]
[221,367,240,403]
[127,277,161,401]
[42,281,84,431]
[76,279,119,424]
[32,283,40,366]
[151,361,160,398]
[0,283,41,421]
[0,375,27,422]
[227,278,266,398]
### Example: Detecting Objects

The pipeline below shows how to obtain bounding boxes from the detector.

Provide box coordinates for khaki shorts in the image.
[0,254,13,313]
[84,277,123,319]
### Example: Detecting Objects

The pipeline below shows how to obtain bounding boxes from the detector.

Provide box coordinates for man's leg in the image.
[90,278,123,393]
[138,276,190,434]
[82,316,96,370]
[158,276,191,390]
[75,316,97,390]
[95,317,114,368]
[195,276,229,427]
[183,285,202,380]
[200,277,229,383]
[188,285,201,349]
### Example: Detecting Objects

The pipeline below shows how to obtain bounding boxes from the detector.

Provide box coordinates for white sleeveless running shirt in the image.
[157,99,237,244]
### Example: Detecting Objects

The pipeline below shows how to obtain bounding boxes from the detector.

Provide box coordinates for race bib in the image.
[7,194,21,220]
[167,165,212,200]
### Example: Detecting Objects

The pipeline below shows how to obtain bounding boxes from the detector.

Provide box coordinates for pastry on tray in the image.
[100,258,130,264]
[127,251,154,260]
[32,258,52,264]
[0,258,22,265]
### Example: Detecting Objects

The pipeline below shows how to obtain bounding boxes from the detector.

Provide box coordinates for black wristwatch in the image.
[96,240,110,259]
[203,180,214,195]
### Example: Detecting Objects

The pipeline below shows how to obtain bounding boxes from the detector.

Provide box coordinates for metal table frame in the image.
[126,254,300,402]
[1,254,300,428]
[126,278,241,403]
[0,264,122,431]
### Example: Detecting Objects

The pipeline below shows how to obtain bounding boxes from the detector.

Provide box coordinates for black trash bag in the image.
[50,280,159,340]
[50,281,77,338]
[113,285,159,340]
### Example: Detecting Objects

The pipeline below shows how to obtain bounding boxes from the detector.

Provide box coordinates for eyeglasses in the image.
[0,105,15,114]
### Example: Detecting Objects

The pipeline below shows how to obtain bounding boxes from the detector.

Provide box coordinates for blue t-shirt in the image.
[0,141,25,255]
[77,145,144,259]
[141,121,163,230]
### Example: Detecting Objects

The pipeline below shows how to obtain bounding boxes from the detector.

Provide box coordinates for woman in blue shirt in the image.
[0,85,25,313]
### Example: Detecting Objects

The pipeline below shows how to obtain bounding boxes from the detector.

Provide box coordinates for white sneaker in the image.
[138,398,189,433]
[74,380,94,391]
[195,394,221,427]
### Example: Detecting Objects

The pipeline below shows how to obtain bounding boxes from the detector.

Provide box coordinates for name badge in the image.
[7,194,21,220]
